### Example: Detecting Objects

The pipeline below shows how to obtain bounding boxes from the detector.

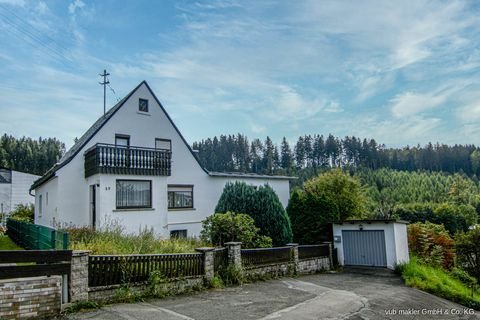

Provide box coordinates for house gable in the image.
[31,81,208,190]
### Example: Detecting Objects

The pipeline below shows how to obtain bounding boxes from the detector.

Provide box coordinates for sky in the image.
[1,0,480,149]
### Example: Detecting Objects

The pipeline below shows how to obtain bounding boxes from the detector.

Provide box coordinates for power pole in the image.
[99,69,110,116]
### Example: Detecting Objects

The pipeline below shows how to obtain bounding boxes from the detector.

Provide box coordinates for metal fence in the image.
[298,244,330,260]
[213,247,228,272]
[88,253,204,287]
[241,247,292,268]
[6,219,69,250]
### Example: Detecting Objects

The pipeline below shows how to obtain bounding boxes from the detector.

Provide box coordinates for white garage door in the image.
[342,230,387,267]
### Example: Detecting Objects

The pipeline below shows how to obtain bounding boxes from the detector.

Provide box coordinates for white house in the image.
[31,81,294,238]
[332,220,410,270]
[0,167,39,226]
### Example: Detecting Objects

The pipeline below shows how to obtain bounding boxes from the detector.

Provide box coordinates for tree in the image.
[200,212,272,248]
[456,228,480,280]
[215,182,293,246]
[303,169,367,221]
[288,169,368,244]
[253,185,293,246]
[280,137,294,172]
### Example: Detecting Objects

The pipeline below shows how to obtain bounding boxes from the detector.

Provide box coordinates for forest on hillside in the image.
[0,134,65,176]
[192,134,480,185]
[2,132,480,183]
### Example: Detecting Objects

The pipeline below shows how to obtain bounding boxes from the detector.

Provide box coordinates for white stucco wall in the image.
[0,170,38,217]
[0,183,10,214]
[34,82,291,238]
[333,221,409,270]
[393,223,410,265]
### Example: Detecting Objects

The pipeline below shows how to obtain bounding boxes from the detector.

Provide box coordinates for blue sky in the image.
[1,0,480,149]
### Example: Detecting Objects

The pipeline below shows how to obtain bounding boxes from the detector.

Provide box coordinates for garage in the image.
[333,220,409,270]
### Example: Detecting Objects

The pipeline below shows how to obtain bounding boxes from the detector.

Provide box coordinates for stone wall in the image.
[0,276,61,320]
[244,262,294,278]
[88,277,204,303]
[298,257,330,274]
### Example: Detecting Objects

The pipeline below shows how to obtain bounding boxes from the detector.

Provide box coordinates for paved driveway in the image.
[68,270,479,320]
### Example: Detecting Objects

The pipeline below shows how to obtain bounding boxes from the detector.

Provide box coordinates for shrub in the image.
[9,203,34,223]
[450,268,477,287]
[215,182,292,246]
[200,211,272,248]
[456,228,480,281]
[408,222,455,269]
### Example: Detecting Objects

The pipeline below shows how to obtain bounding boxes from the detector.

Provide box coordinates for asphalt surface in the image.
[67,269,479,320]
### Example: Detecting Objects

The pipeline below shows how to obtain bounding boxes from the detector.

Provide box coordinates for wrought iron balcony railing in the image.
[84,143,171,178]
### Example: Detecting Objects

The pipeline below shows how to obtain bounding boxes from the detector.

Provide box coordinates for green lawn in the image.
[0,234,23,250]
[398,257,480,310]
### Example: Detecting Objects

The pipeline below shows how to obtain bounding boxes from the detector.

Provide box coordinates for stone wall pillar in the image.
[286,243,299,274]
[322,242,333,270]
[195,247,215,282]
[70,250,90,302]
[225,242,242,268]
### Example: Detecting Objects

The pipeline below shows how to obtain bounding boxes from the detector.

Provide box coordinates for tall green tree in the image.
[288,169,368,244]
[215,181,293,246]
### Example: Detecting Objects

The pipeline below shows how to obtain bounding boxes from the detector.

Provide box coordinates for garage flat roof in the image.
[334,219,409,225]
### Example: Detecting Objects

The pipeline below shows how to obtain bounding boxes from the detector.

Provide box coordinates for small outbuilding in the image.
[332,220,409,270]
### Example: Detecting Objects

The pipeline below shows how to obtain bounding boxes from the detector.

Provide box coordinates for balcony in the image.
[84,143,171,178]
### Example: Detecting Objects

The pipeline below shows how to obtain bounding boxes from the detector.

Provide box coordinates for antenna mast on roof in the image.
[99,69,110,116]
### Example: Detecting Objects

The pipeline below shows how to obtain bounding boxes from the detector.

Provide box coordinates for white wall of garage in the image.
[333,220,410,270]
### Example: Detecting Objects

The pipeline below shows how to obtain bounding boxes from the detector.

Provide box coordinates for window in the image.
[38,195,42,217]
[168,185,193,209]
[116,180,152,209]
[139,98,149,112]
[46,192,48,206]
[115,134,130,147]
[155,138,171,151]
[170,230,187,239]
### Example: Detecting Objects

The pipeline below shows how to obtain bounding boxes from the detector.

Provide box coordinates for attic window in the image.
[139,98,149,112]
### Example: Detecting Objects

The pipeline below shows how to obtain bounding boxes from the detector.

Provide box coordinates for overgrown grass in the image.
[65,222,210,254]
[0,234,23,250]
[397,257,480,310]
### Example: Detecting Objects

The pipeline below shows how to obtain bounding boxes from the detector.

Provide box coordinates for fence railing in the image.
[6,219,69,250]
[0,250,72,279]
[298,244,330,260]
[241,247,292,268]
[88,253,204,287]
[84,143,172,178]
[213,247,228,272]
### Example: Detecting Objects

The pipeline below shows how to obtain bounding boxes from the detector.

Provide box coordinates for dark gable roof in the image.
[208,171,296,180]
[31,81,296,190]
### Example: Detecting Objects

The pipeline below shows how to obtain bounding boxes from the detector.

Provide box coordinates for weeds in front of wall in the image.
[63,300,101,314]
[147,270,171,298]
[209,276,225,289]
[61,217,211,255]
[114,285,145,303]
[218,265,246,286]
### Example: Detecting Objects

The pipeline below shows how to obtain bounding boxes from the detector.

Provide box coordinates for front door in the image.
[89,185,97,229]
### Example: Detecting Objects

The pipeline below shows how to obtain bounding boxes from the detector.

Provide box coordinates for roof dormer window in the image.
[139,98,149,113]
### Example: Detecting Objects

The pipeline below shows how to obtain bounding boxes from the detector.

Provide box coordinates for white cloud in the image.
[390,91,448,118]
[68,0,85,15]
